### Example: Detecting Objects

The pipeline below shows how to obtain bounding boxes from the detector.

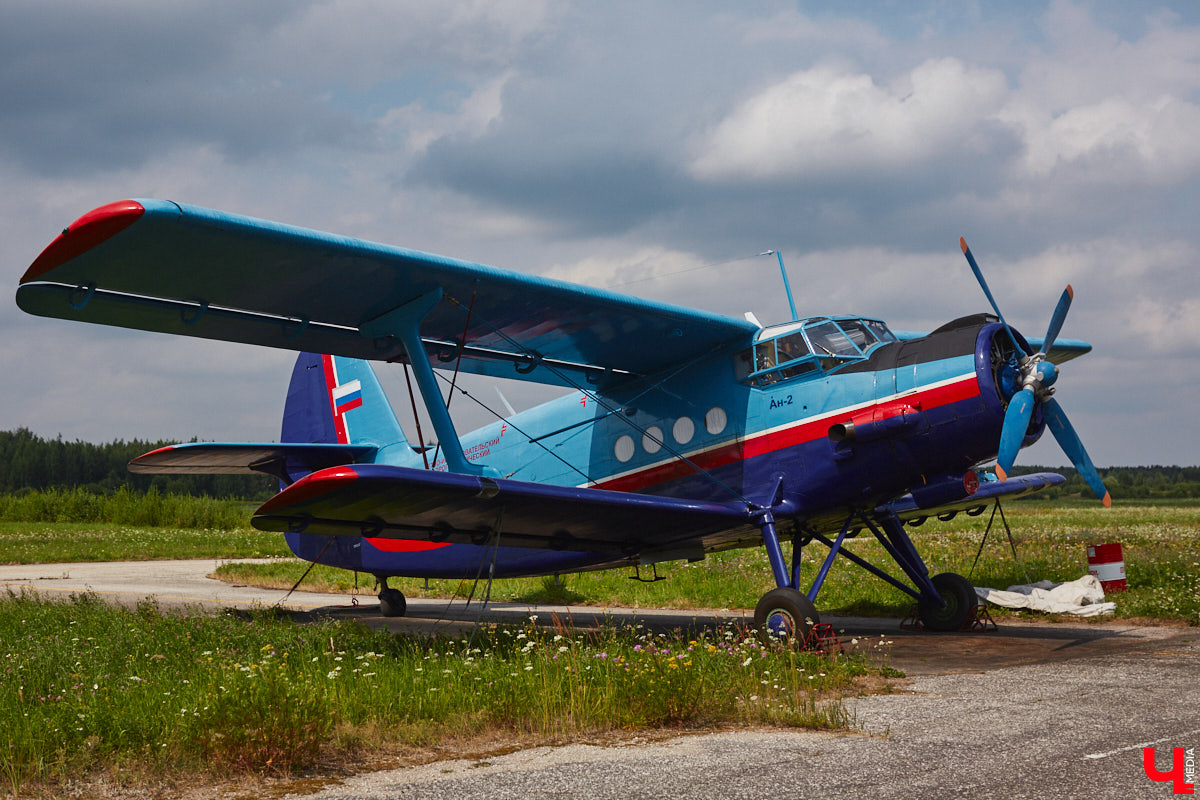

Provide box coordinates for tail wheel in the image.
[918,572,976,631]
[754,588,819,643]
[379,587,407,617]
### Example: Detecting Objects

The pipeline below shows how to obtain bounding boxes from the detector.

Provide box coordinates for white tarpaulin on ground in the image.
[974,575,1116,616]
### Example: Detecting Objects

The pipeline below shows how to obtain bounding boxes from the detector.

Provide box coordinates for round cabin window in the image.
[704,406,727,435]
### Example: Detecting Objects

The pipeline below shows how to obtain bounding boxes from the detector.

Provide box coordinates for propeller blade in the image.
[1042,285,1073,355]
[996,387,1035,480]
[1042,397,1112,507]
[959,237,1028,355]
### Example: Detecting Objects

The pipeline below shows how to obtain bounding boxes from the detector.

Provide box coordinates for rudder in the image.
[281,353,419,463]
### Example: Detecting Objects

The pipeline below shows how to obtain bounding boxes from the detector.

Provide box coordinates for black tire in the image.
[754,587,819,642]
[378,587,407,618]
[918,572,975,631]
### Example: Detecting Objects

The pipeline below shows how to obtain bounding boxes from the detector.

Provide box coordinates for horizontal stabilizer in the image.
[129,442,377,481]
[253,464,754,555]
[879,471,1065,521]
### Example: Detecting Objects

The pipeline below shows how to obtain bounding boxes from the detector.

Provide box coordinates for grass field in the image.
[1,498,1197,624]
[0,592,884,796]
[212,501,1200,625]
[0,495,1195,795]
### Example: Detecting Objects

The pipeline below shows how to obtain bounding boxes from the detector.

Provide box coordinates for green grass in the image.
[0,487,251,530]
[0,521,290,565]
[1,492,1195,624]
[214,501,1200,625]
[0,592,881,795]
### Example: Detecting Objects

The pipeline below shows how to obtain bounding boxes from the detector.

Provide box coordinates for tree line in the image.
[0,427,1196,501]
[0,428,276,499]
[1011,465,1200,500]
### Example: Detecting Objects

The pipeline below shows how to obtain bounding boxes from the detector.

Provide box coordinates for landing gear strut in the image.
[755,507,978,639]
[377,577,407,617]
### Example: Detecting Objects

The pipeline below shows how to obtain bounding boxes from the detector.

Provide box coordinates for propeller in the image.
[960,238,1111,507]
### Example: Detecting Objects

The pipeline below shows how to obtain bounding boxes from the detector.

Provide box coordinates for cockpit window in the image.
[838,320,876,351]
[736,316,894,385]
[776,331,809,361]
[755,341,777,371]
[863,319,896,344]
[805,321,858,357]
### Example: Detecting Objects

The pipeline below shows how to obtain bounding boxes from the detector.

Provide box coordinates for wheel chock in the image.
[802,622,844,654]
[964,603,997,631]
[899,603,998,631]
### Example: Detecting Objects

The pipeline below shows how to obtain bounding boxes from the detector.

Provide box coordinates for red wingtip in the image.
[959,236,969,254]
[1066,284,1074,300]
[255,466,359,514]
[995,465,1008,481]
[1102,491,1112,508]
[21,200,145,283]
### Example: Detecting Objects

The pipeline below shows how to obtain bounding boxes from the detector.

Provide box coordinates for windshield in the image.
[805,321,859,357]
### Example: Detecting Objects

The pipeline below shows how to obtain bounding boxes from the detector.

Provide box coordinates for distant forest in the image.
[0,428,276,499]
[1011,465,1200,500]
[0,427,1196,500]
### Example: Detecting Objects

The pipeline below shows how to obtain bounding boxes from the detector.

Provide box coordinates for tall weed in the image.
[0,487,247,530]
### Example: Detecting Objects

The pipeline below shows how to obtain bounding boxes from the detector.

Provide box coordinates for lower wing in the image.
[251,464,756,557]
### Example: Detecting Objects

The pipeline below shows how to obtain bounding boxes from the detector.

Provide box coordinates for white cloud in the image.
[384,70,513,155]
[689,58,1009,181]
[1005,94,1200,184]
[1122,295,1200,356]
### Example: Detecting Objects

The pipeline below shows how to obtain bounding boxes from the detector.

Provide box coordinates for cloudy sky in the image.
[3,0,1197,467]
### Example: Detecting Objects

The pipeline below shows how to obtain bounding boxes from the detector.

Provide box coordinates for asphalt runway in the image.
[3,560,1197,798]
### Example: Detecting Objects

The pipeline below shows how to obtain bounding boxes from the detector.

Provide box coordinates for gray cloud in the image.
[3,1,1198,467]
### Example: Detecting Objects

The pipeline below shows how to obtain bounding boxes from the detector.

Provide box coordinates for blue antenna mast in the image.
[761,250,799,321]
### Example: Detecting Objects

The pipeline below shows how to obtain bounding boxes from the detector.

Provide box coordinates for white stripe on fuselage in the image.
[578,371,978,488]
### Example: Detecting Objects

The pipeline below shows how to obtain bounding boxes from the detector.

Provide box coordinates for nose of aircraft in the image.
[960,239,1110,507]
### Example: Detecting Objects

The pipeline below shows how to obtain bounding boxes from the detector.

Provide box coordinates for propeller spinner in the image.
[960,238,1111,507]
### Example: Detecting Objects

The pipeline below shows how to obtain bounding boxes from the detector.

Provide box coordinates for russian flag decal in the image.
[332,379,363,415]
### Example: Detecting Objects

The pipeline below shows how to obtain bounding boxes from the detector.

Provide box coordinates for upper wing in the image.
[17,200,758,388]
[252,463,755,556]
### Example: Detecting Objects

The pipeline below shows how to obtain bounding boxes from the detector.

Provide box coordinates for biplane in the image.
[16,199,1110,638]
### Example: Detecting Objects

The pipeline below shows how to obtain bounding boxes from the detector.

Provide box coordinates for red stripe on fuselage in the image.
[593,374,980,493]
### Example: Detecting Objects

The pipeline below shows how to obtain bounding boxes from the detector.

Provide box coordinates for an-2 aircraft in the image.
[16,200,1111,639]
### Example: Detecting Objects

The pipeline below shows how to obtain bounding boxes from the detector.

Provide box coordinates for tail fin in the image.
[282,353,421,466]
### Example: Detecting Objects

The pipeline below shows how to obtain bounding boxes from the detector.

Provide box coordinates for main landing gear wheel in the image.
[754,587,819,643]
[378,587,407,618]
[918,572,975,631]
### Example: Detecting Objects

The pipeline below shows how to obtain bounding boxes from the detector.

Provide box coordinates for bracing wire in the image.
[442,293,754,507]
[431,371,598,486]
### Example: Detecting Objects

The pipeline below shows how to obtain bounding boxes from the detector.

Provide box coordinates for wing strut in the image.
[360,288,489,477]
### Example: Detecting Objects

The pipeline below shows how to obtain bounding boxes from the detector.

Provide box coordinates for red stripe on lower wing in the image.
[256,466,359,514]
[363,538,450,553]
